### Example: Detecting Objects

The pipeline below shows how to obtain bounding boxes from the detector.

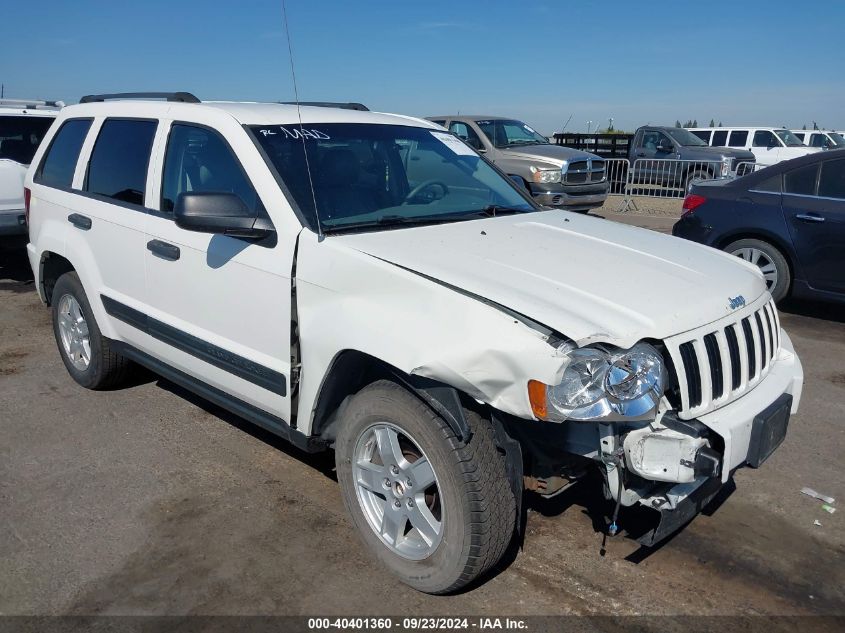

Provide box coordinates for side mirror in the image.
[174,192,272,239]
[509,175,528,190]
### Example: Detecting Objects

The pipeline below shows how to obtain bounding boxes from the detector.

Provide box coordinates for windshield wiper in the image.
[477,205,530,217]
[322,208,530,234]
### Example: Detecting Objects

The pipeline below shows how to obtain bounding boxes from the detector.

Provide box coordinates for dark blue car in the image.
[673,148,845,304]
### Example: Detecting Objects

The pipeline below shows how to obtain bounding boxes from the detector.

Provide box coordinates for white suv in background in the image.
[26,93,803,594]
[689,126,822,168]
[790,129,845,150]
[0,99,63,236]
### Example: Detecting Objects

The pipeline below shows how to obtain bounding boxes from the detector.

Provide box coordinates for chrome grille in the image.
[665,298,780,418]
[563,159,606,184]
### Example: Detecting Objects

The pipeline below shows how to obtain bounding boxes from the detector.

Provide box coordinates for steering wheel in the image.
[403,180,450,205]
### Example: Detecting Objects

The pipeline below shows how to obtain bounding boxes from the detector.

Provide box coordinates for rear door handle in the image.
[146,239,180,261]
[67,213,91,230]
[795,213,825,223]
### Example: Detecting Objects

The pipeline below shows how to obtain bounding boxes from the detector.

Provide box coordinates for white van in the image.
[688,127,822,168]
[790,129,845,150]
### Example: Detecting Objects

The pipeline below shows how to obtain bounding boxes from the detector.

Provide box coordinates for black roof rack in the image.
[279,101,369,111]
[79,92,200,104]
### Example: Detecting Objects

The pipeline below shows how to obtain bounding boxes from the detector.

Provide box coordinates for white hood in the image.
[334,210,767,348]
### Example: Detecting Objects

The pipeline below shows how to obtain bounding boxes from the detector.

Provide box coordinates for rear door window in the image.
[784,163,819,196]
[728,130,748,147]
[0,115,55,164]
[85,119,157,207]
[35,118,92,189]
[819,159,845,199]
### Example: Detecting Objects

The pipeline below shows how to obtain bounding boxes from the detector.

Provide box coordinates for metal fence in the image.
[598,158,748,212]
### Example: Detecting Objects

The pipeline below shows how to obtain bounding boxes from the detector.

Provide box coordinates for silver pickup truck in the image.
[427,115,609,212]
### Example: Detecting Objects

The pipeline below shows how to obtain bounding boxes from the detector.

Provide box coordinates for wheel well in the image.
[40,252,75,305]
[310,351,397,442]
[309,350,472,444]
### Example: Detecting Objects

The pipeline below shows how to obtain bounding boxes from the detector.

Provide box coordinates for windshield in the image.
[0,115,54,164]
[250,123,536,232]
[774,129,804,147]
[665,128,708,146]
[474,119,549,148]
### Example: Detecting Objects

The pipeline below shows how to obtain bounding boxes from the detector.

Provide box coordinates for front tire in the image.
[335,380,516,594]
[725,238,791,302]
[51,271,131,389]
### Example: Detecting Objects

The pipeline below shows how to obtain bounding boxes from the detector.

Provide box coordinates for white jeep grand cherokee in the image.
[25,93,804,594]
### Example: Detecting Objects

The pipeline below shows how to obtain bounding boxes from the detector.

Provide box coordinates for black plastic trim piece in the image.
[146,239,180,261]
[67,213,91,230]
[392,372,472,444]
[109,341,324,452]
[101,295,286,396]
[80,92,200,104]
[747,393,792,468]
[637,476,722,547]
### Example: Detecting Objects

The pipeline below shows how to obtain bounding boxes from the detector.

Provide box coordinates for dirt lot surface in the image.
[1,212,843,623]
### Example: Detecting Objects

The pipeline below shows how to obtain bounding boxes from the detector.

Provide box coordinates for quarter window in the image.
[711,130,728,146]
[819,159,845,199]
[784,164,819,196]
[85,119,157,206]
[36,119,92,189]
[161,124,260,214]
[728,130,748,147]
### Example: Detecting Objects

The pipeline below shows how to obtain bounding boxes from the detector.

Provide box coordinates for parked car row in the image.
[22,92,803,594]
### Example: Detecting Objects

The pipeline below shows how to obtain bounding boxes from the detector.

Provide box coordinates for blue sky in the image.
[3,0,843,134]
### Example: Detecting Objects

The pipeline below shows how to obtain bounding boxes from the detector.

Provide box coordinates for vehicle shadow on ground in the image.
[155,377,338,480]
[780,298,845,324]
[0,239,35,293]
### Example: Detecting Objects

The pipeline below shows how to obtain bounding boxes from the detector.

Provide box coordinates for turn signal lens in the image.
[527,380,548,420]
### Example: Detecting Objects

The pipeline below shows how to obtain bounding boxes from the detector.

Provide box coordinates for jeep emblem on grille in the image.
[728,295,746,310]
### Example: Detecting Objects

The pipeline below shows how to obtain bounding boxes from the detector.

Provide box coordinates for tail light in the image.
[24,187,31,226]
[681,193,707,218]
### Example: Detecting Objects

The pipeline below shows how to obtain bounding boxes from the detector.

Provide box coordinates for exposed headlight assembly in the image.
[529,164,562,184]
[528,342,665,422]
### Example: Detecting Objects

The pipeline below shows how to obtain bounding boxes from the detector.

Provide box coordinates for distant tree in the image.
[675,120,682,128]
[709,119,715,127]
[683,119,693,127]
[718,121,722,127]
[802,124,807,130]
[813,121,818,130]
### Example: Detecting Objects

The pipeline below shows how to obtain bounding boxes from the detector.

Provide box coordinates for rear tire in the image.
[335,380,516,594]
[724,238,791,302]
[51,272,131,389]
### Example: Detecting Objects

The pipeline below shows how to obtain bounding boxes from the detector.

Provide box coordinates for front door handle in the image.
[795,213,825,223]
[147,239,180,261]
[67,213,91,230]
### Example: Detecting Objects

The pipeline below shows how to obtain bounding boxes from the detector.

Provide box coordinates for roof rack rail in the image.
[280,101,369,111]
[79,92,200,104]
[0,98,65,109]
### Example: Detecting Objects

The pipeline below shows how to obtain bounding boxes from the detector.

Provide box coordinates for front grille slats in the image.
[669,299,780,417]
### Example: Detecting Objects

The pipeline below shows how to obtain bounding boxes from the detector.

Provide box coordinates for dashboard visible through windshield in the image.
[250,123,536,233]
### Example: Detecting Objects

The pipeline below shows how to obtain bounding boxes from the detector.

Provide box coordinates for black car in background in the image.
[673,149,845,304]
